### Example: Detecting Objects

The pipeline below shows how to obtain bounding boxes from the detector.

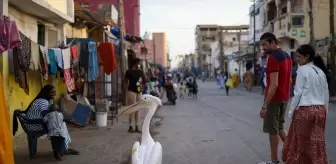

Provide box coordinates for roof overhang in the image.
[9,0,74,24]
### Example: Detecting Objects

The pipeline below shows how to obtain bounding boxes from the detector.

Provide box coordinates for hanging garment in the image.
[0,73,15,164]
[18,33,31,72]
[52,48,63,69]
[39,45,49,64]
[0,15,21,53]
[88,41,98,81]
[39,46,48,80]
[98,43,118,75]
[30,41,40,70]
[71,46,79,63]
[79,43,89,71]
[62,48,71,69]
[48,49,58,76]
[13,47,29,94]
[64,69,75,92]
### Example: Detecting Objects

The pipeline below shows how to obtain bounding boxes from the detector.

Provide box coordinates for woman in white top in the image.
[282,44,330,164]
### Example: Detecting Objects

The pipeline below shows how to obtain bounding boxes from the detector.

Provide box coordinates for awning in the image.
[9,0,73,24]
[73,1,108,27]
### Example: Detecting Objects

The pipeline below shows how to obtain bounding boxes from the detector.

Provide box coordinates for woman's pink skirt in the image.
[282,105,328,164]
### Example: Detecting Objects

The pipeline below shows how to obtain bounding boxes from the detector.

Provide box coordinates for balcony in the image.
[9,0,74,24]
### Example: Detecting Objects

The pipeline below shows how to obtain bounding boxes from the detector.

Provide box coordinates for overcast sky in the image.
[140,0,252,66]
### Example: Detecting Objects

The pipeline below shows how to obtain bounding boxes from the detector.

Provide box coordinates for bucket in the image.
[96,112,108,127]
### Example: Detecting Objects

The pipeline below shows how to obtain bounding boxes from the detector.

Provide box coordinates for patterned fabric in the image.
[64,69,75,92]
[43,112,66,138]
[282,105,328,164]
[13,47,29,94]
[18,33,31,72]
[25,99,50,131]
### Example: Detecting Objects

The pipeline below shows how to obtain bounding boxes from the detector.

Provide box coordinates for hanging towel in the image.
[98,43,118,75]
[39,45,49,64]
[62,48,71,69]
[71,46,79,62]
[88,41,99,81]
[48,49,58,76]
[30,41,40,70]
[64,69,75,92]
[52,48,63,69]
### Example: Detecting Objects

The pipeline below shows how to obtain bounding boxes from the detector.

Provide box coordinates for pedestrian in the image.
[261,66,266,95]
[232,69,239,88]
[244,68,253,92]
[224,72,230,96]
[179,81,186,99]
[218,72,225,89]
[123,58,146,133]
[282,44,330,164]
[258,32,292,164]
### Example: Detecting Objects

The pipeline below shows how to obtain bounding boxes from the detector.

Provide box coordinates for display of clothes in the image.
[13,47,29,94]
[88,41,98,81]
[30,42,40,70]
[0,15,21,53]
[47,49,58,76]
[98,43,117,75]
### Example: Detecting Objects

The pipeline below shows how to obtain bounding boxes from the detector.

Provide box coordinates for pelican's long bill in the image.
[116,100,144,117]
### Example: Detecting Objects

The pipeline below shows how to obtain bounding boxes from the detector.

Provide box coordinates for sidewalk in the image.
[14,117,140,164]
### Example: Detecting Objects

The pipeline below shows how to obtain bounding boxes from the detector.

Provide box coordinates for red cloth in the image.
[0,16,21,53]
[265,49,292,102]
[71,46,78,59]
[282,105,327,164]
[98,43,117,74]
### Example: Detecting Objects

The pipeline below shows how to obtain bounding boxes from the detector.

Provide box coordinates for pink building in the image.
[153,33,167,67]
[75,0,140,36]
[139,40,154,63]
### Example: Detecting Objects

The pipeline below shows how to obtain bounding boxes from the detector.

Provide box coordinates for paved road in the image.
[152,81,336,164]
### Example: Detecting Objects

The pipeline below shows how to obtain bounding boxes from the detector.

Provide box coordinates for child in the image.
[149,77,160,97]
[43,104,66,161]
[179,81,186,99]
[186,78,193,98]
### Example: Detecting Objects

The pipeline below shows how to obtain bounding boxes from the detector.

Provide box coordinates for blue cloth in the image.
[48,49,58,76]
[53,48,63,69]
[88,41,99,81]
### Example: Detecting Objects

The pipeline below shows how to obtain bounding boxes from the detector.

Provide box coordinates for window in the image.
[292,16,304,27]
[38,24,45,46]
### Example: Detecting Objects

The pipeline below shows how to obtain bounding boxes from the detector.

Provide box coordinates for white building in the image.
[248,0,265,45]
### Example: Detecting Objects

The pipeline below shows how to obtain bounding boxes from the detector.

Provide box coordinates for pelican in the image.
[117,94,163,164]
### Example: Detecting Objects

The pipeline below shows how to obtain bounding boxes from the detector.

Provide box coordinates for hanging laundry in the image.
[30,42,40,70]
[71,46,79,63]
[88,41,99,81]
[62,48,71,69]
[48,49,58,76]
[52,48,63,69]
[13,47,29,94]
[79,43,89,71]
[39,45,49,64]
[98,43,118,75]
[0,15,21,53]
[64,69,75,92]
[18,33,31,72]
[39,46,48,80]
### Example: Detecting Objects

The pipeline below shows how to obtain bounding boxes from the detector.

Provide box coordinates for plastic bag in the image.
[226,79,233,88]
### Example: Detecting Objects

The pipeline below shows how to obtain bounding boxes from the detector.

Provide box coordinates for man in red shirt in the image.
[258,32,292,164]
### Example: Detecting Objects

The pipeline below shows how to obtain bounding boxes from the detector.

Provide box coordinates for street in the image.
[152,81,336,164]
[14,81,336,164]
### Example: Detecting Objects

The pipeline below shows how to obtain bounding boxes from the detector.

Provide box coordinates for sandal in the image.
[64,148,80,155]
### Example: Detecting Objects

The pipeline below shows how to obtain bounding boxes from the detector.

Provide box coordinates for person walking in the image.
[123,58,146,133]
[244,68,254,92]
[224,72,230,96]
[258,32,292,164]
[282,44,330,164]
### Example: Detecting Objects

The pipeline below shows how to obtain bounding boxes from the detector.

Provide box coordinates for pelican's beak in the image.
[116,100,144,117]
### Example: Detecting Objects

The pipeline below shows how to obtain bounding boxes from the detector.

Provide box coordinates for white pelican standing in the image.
[117,94,163,164]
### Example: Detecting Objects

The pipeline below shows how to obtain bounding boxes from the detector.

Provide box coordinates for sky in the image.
[140,0,252,66]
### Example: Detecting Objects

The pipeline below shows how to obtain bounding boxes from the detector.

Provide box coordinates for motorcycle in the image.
[164,82,177,105]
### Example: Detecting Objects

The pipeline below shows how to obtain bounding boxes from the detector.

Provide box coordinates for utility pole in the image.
[118,0,126,74]
[253,0,257,84]
[153,35,156,65]
[330,0,336,96]
[218,26,225,72]
[308,0,315,47]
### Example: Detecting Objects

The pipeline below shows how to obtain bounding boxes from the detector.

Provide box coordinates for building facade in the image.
[153,32,167,67]
[195,24,218,71]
